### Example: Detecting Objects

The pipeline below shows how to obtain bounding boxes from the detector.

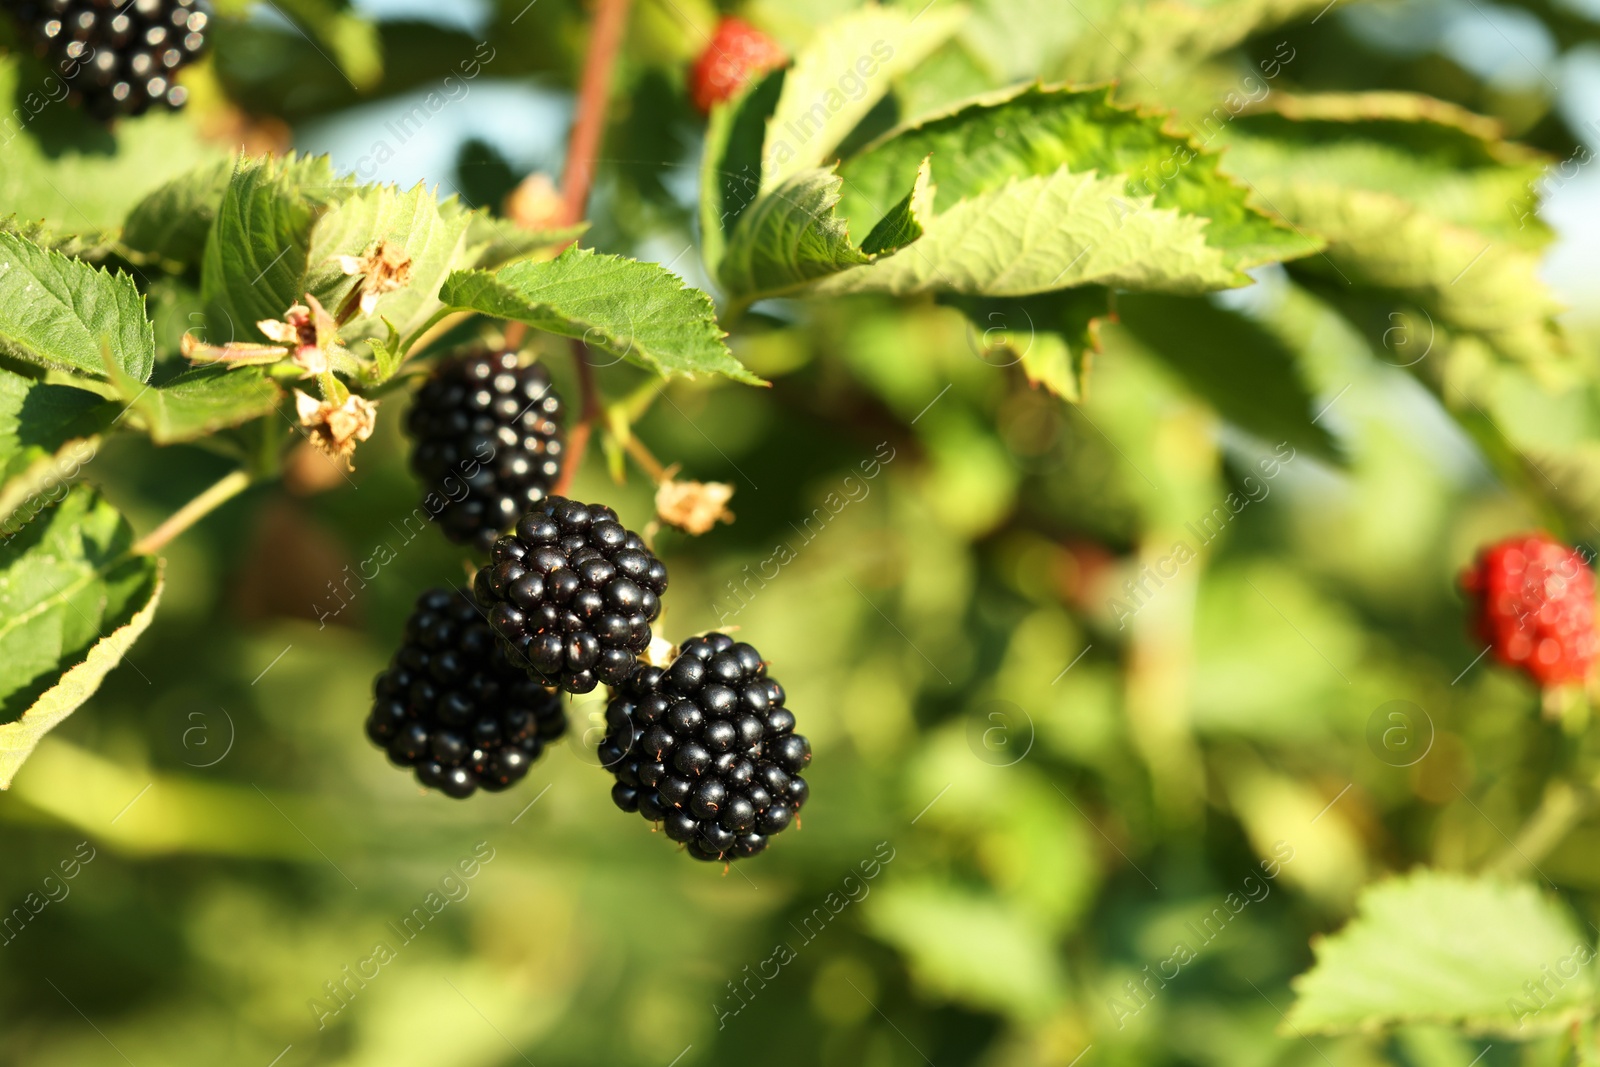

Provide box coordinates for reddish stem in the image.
[560,0,632,228]
[551,0,632,494]
[555,344,600,496]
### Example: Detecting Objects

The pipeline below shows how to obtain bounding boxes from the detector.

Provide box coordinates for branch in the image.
[549,0,633,494]
[555,342,601,496]
[560,0,633,228]
[133,469,253,555]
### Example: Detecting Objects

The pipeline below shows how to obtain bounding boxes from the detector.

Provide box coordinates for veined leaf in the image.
[116,368,283,446]
[1286,871,1595,1036]
[452,204,586,273]
[1053,0,1327,83]
[0,232,155,382]
[440,248,759,385]
[0,366,110,526]
[760,4,966,191]
[1214,95,1565,371]
[1117,292,1339,461]
[0,487,162,787]
[717,168,876,301]
[199,155,357,344]
[121,157,236,269]
[838,84,1317,274]
[303,183,472,341]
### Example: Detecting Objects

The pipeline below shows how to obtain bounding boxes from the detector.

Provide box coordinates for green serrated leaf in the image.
[121,157,236,269]
[0,366,110,526]
[1052,0,1328,83]
[839,84,1317,274]
[303,183,472,341]
[1286,871,1595,1036]
[451,203,586,273]
[0,486,161,787]
[0,232,155,383]
[115,368,282,445]
[439,248,761,385]
[760,4,966,192]
[200,155,363,343]
[718,168,875,301]
[1117,292,1339,461]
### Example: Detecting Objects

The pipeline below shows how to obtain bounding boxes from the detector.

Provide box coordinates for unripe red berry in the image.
[687,17,786,114]
[1460,533,1598,687]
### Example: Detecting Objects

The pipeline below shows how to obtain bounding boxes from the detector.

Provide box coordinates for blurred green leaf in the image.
[115,367,282,445]
[121,157,236,270]
[1286,871,1596,1036]
[1117,292,1339,461]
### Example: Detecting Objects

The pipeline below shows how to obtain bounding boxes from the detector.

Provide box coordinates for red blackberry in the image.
[406,349,564,553]
[474,497,669,694]
[6,0,209,120]
[367,588,566,798]
[687,16,786,114]
[1461,533,1598,687]
[601,634,810,862]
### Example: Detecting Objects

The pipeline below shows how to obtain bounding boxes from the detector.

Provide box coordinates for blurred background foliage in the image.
[3,0,1600,1064]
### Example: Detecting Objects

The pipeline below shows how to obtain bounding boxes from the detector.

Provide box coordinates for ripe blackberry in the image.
[1461,533,1598,687]
[601,634,810,862]
[7,0,209,121]
[474,497,668,694]
[687,16,786,114]
[406,349,564,553]
[367,588,566,798]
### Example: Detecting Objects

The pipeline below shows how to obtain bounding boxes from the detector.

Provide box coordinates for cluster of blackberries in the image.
[367,588,567,798]
[374,356,808,862]
[5,0,209,120]
[602,633,810,861]
[473,496,669,694]
[407,349,564,553]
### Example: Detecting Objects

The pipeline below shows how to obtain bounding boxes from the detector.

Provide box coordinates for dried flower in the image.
[258,295,342,376]
[337,240,413,316]
[655,478,735,535]
[294,390,378,472]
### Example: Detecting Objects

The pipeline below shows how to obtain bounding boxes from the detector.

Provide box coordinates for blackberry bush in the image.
[474,496,668,694]
[366,588,566,798]
[7,0,209,120]
[1461,533,1599,688]
[601,634,810,862]
[406,348,564,553]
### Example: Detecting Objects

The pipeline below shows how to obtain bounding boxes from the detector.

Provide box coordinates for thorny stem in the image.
[132,469,253,556]
[551,0,633,494]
